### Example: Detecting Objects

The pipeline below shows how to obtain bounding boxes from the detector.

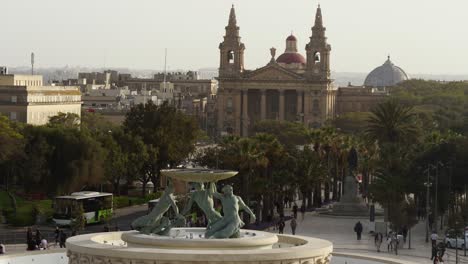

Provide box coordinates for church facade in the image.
[216,5,387,136]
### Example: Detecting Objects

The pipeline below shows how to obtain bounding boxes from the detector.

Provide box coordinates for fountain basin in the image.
[122,228,278,250]
[67,230,333,264]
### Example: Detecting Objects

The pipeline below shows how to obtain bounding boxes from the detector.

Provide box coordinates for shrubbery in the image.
[114,192,162,209]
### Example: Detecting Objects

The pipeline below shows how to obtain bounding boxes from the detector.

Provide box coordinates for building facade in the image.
[0,74,82,125]
[216,5,335,136]
[215,5,390,136]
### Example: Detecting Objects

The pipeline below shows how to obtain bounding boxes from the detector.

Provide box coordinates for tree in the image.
[81,111,114,135]
[0,115,23,163]
[101,130,127,195]
[365,100,420,145]
[70,203,86,233]
[294,146,327,209]
[48,112,80,129]
[123,101,198,191]
[250,133,284,221]
[0,115,24,213]
[252,120,310,150]
[19,125,107,195]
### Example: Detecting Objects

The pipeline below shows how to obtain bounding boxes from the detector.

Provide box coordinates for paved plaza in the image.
[3,204,468,263]
[275,209,468,264]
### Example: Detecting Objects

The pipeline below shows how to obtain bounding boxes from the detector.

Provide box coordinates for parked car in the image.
[445,229,468,249]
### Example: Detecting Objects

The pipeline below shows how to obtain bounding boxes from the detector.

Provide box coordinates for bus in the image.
[53,191,113,226]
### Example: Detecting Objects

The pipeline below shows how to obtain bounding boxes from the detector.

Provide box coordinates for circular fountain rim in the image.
[66,231,333,262]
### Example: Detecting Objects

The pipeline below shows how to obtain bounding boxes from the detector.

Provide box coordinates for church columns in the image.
[304,92,311,127]
[242,90,249,136]
[260,89,266,120]
[296,90,303,122]
[279,90,285,121]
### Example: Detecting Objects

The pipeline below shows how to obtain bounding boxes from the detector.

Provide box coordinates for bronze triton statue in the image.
[131,180,185,235]
[181,182,222,228]
[132,169,256,239]
[205,184,256,239]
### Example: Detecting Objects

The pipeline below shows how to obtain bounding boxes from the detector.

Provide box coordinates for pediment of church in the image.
[245,64,303,81]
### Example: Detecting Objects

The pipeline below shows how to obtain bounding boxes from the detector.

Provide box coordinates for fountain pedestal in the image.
[330,176,369,216]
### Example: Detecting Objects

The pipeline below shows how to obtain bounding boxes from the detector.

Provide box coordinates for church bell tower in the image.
[219,5,245,78]
[306,5,331,81]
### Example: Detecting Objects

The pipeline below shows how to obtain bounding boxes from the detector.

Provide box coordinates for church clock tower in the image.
[219,5,245,78]
[306,5,331,81]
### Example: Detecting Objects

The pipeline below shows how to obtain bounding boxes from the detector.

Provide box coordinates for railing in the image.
[0,230,95,246]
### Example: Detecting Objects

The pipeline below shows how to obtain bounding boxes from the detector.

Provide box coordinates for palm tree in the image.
[250,133,284,221]
[295,145,327,209]
[366,100,420,145]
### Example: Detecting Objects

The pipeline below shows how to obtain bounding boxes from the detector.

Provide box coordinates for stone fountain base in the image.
[66,229,333,264]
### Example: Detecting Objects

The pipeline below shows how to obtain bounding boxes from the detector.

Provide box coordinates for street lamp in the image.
[423,163,436,243]
[424,177,433,243]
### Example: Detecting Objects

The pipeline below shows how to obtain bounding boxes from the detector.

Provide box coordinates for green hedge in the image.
[4,200,54,227]
[114,192,162,209]
[0,191,54,227]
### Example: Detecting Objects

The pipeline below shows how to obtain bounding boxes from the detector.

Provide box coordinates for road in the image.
[0,205,148,245]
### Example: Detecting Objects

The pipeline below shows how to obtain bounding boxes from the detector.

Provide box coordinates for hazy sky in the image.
[2,0,467,75]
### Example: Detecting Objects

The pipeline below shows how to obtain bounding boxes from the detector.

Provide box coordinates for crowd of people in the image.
[26,226,68,251]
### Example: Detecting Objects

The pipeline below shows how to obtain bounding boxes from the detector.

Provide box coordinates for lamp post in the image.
[424,166,433,243]
[434,163,439,231]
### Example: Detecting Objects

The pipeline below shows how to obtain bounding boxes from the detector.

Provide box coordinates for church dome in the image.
[276,34,306,65]
[364,56,409,87]
[277,53,306,64]
[286,35,297,41]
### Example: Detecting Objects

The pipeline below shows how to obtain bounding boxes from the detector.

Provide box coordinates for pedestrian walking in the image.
[402,226,408,243]
[292,203,298,219]
[59,231,67,248]
[35,229,42,248]
[26,227,35,250]
[278,219,285,234]
[428,213,434,230]
[354,221,363,240]
[374,232,383,252]
[430,230,438,248]
[54,226,60,246]
[387,233,393,252]
[290,217,297,235]
[431,243,437,261]
[300,204,306,221]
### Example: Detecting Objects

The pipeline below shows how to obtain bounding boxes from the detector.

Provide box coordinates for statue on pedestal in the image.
[205,184,256,239]
[329,147,369,216]
[181,182,222,228]
[131,180,185,235]
[131,169,256,239]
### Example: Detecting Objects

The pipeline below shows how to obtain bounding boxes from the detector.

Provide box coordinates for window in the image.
[228,50,235,64]
[227,97,233,108]
[313,99,319,111]
[314,52,321,64]
[10,112,17,120]
[11,96,17,103]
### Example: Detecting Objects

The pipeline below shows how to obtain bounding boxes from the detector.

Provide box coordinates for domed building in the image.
[364,56,409,87]
[276,35,306,72]
[215,5,388,136]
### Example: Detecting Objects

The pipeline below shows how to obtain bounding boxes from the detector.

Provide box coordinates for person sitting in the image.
[39,238,48,250]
